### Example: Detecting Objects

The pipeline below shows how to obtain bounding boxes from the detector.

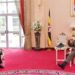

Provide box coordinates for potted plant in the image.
[32,21,42,50]
[32,21,42,32]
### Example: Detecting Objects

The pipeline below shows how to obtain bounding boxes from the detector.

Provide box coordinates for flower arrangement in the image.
[32,21,42,32]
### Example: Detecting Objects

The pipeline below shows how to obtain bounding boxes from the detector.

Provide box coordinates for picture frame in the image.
[71,0,75,16]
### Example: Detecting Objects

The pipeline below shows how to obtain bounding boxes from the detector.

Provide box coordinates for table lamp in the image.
[70,22,75,39]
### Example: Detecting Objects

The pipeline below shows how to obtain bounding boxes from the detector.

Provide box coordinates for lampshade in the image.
[70,22,75,28]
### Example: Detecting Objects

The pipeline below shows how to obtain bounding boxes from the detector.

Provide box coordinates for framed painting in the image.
[71,0,75,16]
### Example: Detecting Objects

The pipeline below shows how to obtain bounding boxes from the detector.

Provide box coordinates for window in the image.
[0,0,24,48]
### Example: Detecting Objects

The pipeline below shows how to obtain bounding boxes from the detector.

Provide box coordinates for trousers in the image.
[0,50,2,64]
[66,50,75,62]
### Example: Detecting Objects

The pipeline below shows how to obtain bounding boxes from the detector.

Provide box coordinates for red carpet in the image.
[0,48,75,73]
[0,69,75,75]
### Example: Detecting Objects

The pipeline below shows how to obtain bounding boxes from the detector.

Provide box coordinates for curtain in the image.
[20,0,25,33]
[15,0,25,34]
[15,0,32,49]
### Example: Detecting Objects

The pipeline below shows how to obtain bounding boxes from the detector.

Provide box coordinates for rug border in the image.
[0,69,75,75]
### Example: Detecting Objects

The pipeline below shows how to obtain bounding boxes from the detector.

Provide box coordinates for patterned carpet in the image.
[0,69,75,75]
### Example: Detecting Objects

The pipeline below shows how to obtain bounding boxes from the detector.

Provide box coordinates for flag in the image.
[48,10,52,47]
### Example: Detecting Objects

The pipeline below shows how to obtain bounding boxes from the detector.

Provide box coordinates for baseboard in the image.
[32,47,55,51]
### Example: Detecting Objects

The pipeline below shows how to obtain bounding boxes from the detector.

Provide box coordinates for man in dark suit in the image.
[58,50,75,69]
[58,39,75,69]
[0,49,4,68]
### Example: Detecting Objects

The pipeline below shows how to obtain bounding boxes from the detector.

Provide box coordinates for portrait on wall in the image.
[71,0,75,16]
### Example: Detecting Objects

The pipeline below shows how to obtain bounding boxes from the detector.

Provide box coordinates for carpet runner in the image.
[0,69,75,75]
[2,48,75,74]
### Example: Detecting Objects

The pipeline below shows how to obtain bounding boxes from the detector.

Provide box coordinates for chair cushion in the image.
[56,43,65,48]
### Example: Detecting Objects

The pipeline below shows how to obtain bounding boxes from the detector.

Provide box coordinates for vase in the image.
[35,32,40,50]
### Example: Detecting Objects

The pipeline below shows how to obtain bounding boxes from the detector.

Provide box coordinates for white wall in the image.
[31,0,75,47]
